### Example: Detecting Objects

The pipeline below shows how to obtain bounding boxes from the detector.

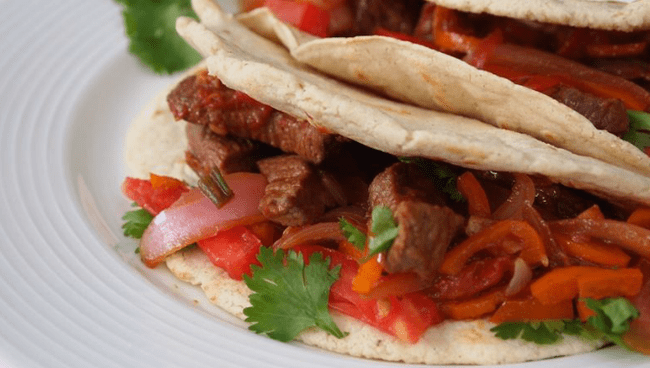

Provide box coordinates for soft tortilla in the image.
[213,2,650,180]
[125,92,603,364]
[178,0,650,206]
[424,0,650,31]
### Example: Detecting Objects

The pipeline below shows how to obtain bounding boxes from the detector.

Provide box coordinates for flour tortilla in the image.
[206,0,650,179]
[178,0,650,206]
[427,0,650,31]
[124,83,605,364]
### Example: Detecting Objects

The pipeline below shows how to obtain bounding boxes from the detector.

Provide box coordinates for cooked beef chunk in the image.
[348,0,424,36]
[167,70,345,163]
[368,162,464,280]
[545,84,629,136]
[185,123,275,177]
[386,201,464,280]
[257,155,340,226]
[368,162,447,209]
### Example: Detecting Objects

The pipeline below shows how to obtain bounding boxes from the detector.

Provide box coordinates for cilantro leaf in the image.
[115,0,202,74]
[365,206,399,260]
[623,110,650,152]
[243,247,348,342]
[121,206,153,239]
[339,217,366,251]
[491,321,564,345]
[490,298,640,350]
[584,297,639,348]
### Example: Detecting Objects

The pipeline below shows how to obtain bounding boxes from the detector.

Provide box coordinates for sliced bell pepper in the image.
[490,296,574,324]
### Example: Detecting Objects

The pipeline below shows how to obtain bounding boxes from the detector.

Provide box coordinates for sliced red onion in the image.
[273,222,345,250]
[505,258,533,297]
[140,172,268,268]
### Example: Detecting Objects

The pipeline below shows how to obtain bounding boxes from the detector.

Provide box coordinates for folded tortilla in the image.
[217,0,650,180]
[124,86,604,364]
[123,1,650,364]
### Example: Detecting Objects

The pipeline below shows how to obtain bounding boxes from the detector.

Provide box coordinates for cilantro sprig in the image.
[339,217,366,250]
[366,206,399,260]
[115,0,202,74]
[339,206,400,261]
[491,297,640,350]
[243,247,348,342]
[121,203,153,240]
[623,110,650,152]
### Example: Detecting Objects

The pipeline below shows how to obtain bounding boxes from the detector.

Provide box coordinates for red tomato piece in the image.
[263,0,330,37]
[292,244,443,343]
[121,176,189,215]
[198,226,263,280]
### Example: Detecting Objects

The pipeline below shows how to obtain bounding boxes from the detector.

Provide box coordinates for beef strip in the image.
[368,162,465,280]
[257,155,341,226]
[167,70,345,164]
[545,84,629,136]
[368,161,447,209]
[185,123,276,177]
[347,0,424,36]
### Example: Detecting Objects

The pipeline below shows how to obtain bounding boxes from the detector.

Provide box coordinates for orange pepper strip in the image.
[338,239,365,261]
[576,300,597,321]
[554,233,631,268]
[149,173,185,190]
[457,172,491,217]
[440,220,547,275]
[352,255,384,294]
[530,266,643,305]
[490,297,574,324]
[577,205,605,220]
[577,268,643,300]
[551,219,650,259]
[442,289,505,320]
[627,207,650,229]
[432,6,481,54]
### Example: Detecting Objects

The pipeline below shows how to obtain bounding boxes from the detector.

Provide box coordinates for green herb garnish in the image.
[339,217,366,251]
[121,204,153,239]
[623,110,650,152]
[365,206,399,260]
[491,297,639,349]
[115,0,202,74]
[243,247,348,342]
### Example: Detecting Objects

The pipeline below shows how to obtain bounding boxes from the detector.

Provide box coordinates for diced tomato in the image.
[293,244,443,343]
[262,0,330,37]
[121,175,189,215]
[198,226,263,280]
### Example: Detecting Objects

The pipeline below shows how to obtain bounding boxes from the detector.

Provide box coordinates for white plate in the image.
[0,1,648,367]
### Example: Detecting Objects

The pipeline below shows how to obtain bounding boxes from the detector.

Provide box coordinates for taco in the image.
[122,1,650,365]
[229,0,650,179]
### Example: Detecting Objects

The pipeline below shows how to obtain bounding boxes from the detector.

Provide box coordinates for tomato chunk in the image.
[293,244,443,343]
[121,175,189,215]
[198,226,263,280]
[263,0,330,37]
